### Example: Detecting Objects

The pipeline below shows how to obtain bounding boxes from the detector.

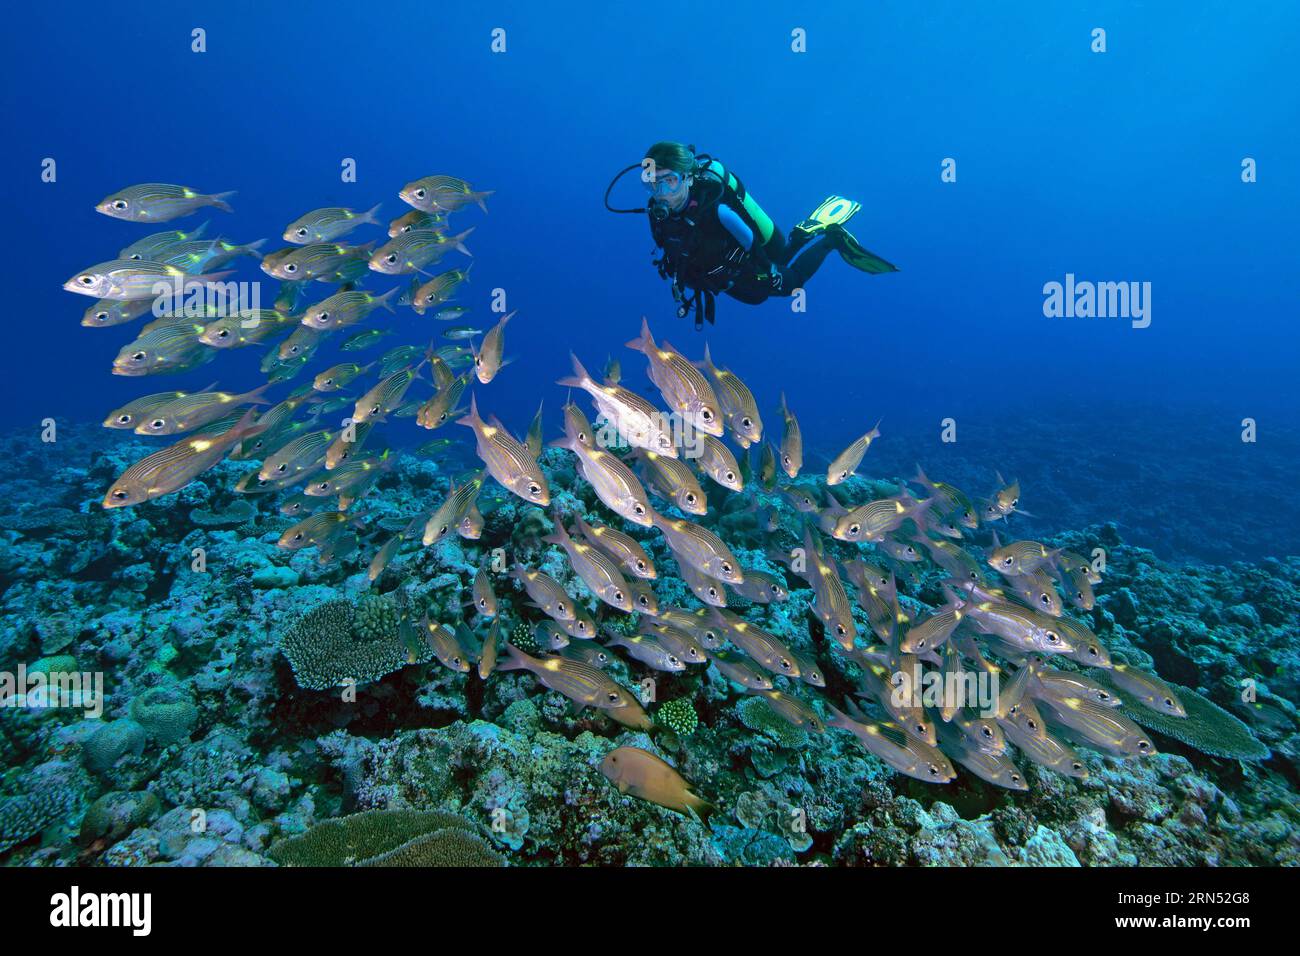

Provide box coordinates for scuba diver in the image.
[605,141,897,327]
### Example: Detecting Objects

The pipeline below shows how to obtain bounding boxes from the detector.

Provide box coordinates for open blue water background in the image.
[4,0,1297,561]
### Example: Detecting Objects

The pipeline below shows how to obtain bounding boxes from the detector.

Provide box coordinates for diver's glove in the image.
[767,265,784,292]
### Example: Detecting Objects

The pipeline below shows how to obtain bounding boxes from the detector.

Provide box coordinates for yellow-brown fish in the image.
[599,746,713,821]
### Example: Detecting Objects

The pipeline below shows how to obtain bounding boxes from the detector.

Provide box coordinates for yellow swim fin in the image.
[794,195,861,237]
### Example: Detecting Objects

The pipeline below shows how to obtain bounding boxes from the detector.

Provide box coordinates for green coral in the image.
[657,698,699,736]
[82,719,146,773]
[78,791,160,847]
[267,809,500,866]
[509,618,541,654]
[354,593,400,643]
[280,598,432,690]
[1093,675,1270,761]
[0,788,76,855]
[358,828,505,866]
[737,696,808,749]
[129,685,198,746]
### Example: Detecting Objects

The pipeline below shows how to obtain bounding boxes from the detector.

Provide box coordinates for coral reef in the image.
[0,424,1295,867]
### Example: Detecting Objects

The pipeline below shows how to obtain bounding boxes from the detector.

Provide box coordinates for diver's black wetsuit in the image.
[650,165,845,316]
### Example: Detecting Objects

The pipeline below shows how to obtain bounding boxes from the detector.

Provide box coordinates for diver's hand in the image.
[767,265,784,292]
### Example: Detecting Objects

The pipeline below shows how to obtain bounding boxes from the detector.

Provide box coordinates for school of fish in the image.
[68,176,1191,822]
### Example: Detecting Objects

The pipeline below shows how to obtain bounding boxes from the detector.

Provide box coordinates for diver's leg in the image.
[779,236,838,290]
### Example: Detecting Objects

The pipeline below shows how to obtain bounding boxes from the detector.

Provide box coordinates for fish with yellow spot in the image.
[458,393,550,506]
[497,642,635,714]
[103,409,265,508]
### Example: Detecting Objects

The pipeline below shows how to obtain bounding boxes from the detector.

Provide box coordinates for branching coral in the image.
[266,809,500,866]
[279,598,432,690]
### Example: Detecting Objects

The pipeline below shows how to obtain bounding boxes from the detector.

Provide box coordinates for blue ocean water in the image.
[6,1,1297,562]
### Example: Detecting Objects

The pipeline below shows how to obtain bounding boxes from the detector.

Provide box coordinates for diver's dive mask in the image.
[646,168,690,220]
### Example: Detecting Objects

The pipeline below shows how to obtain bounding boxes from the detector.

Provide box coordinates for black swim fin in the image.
[827,223,898,274]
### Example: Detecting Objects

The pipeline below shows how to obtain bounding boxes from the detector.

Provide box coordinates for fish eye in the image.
[721,562,732,575]
[293,533,303,541]
[149,418,164,429]
[1027,718,1038,731]
[385,254,398,264]
[295,228,308,238]
[981,726,993,738]
[906,547,916,557]
[848,523,861,536]
[1163,697,1174,707]
[1011,498,1019,507]
[77,275,95,286]
[1072,761,1084,771]
[707,587,718,599]
[636,560,647,572]
[319,312,329,321]
[725,471,735,481]
[634,504,645,516]
[284,263,297,273]
[1045,631,1061,645]
[614,590,625,602]
[1040,594,1051,604]
[116,415,130,425]
[782,456,791,465]
[558,602,567,613]
[112,200,127,210]
[415,188,426,199]
[701,408,714,423]
[112,490,127,500]
[1002,557,1014,567]
[741,417,752,428]
[927,764,940,777]
[132,351,146,361]
[217,329,230,338]
[94,311,109,321]
[835,624,846,636]
[276,463,287,474]
[1138,740,1152,752]
[452,657,462,667]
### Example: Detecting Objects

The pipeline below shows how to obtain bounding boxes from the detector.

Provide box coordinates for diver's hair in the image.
[644,141,696,174]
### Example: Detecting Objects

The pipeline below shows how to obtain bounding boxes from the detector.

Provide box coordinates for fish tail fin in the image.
[454,227,475,256]
[245,382,275,405]
[556,352,589,389]
[193,270,236,286]
[624,316,653,354]
[227,407,267,442]
[362,202,383,224]
[377,287,399,312]
[542,512,570,546]
[498,642,534,672]
[242,238,268,260]
[207,191,237,213]
[687,794,715,826]
[474,191,494,213]
[456,392,482,430]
